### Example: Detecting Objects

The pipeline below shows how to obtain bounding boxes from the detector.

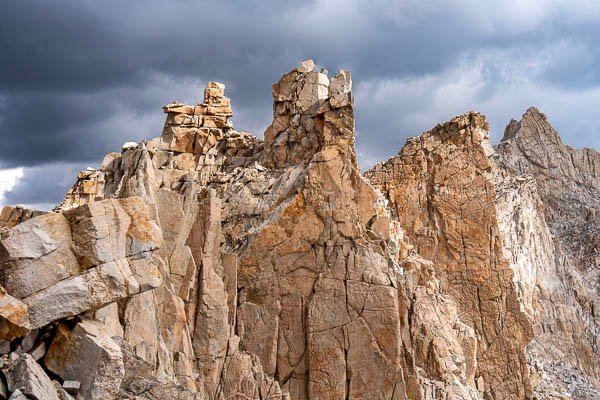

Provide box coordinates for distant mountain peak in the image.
[500,106,564,150]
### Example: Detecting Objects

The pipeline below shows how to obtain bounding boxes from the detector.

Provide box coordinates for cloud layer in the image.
[1,0,599,208]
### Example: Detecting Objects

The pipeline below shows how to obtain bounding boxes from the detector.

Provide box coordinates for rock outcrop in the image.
[0,62,599,400]
[45,320,125,400]
[365,113,533,400]
[0,287,30,341]
[0,206,45,232]
[1,353,65,400]
[494,107,600,399]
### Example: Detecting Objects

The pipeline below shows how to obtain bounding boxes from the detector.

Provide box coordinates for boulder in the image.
[2,353,61,400]
[45,320,125,400]
[0,287,30,341]
[0,197,163,329]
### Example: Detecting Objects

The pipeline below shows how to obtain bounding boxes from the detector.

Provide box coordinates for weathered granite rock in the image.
[3,61,600,400]
[8,389,28,400]
[45,61,480,400]
[264,60,354,168]
[0,206,45,232]
[116,337,205,400]
[45,320,124,400]
[49,73,287,399]
[54,383,76,400]
[62,380,80,396]
[0,287,30,341]
[58,169,106,210]
[0,211,77,299]
[1,353,61,400]
[0,377,7,399]
[494,107,600,399]
[0,197,163,329]
[238,100,405,399]
[366,113,533,400]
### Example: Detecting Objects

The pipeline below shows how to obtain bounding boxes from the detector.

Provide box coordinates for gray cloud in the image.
[1,0,600,208]
[2,162,88,210]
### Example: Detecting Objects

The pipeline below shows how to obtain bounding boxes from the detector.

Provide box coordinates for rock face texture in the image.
[0,62,599,400]
[365,114,533,400]
[494,108,600,399]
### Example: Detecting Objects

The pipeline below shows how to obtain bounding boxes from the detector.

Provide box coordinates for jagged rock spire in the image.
[366,111,534,400]
[496,106,600,190]
[160,81,233,154]
[494,107,600,398]
[501,106,563,146]
[263,59,354,169]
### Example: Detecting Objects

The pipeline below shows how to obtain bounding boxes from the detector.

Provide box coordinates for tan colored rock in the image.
[155,81,233,159]
[25,259,140,328]
[122,290,160,367]
[0,211,80,299]
[0,206,45,231]
[263,60,354,169]
[216,350,286,400]
[162,126,197,153]
[366,112,533,400]
[49,64,492,400]
[117,337,205,400]
[233,63,411,400]
[163,101,195,115]
[298,59,316,73]
[58,169,106,210]
[45,320,125,400]
[0,287,30,341]
[64,197,162,267]
[11,62,600,400]
[1,197,163,328]
[394,255,482,400]
[190,190,231,395]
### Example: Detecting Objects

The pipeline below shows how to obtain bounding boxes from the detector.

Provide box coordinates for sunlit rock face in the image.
[365,113,533,400]
[0,62,598,400]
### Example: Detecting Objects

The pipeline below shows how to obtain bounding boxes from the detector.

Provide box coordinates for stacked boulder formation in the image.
[0,60,599,399]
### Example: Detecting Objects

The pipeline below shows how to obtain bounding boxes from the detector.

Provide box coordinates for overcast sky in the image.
[1,0,599,209]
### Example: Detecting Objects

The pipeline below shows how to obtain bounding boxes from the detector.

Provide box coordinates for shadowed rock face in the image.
[0,62,598,400]
[494,107,600,399]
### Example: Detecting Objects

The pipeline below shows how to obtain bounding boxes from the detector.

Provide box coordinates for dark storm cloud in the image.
[1,0,600,208]
[2,162,88,208]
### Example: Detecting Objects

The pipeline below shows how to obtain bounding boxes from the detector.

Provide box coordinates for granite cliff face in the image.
[493,108,600,399]
[0,62,598,400]
[365,114,533,399]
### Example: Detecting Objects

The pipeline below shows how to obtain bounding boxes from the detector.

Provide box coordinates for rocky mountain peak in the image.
[159,80,234,155]
[496,105,600,190]
[523,106,547,121]
[421,111,493,155]
[366,110,533,400]
[494,106,600,399]
[1,62,600,400]
[499,106,564,151]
